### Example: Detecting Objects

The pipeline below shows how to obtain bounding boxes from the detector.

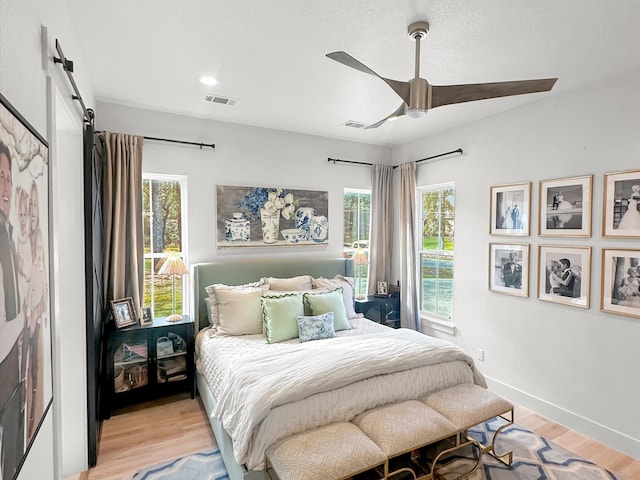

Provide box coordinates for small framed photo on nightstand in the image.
[140,307,153,326]
[111,297,137,328]
[377,281,388,295]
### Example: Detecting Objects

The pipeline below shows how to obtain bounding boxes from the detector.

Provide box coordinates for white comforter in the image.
[197,319,485,470]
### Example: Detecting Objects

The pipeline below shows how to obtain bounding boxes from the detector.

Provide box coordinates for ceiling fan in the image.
[327,21,557,129]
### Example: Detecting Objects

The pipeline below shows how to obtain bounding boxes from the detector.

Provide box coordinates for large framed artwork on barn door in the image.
[0,93,52,480]
[216,185,329,248]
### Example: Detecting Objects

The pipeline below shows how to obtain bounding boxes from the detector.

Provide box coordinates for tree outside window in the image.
[143,174,188,318]
[419,184,455,320]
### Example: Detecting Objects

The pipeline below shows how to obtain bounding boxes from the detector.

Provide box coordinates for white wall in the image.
[95,102,391,271]
[1,0,94,477]
[393,68,640,459]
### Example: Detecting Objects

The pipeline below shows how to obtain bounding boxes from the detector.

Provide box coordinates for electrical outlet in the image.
[477,348,485,361]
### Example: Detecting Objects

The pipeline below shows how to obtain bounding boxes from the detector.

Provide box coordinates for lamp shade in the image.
[353,248,369,266]
[158,253,189,276]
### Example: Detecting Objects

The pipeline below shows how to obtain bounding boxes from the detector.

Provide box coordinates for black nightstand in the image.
[355,295,401,328]
[104,315,195,417]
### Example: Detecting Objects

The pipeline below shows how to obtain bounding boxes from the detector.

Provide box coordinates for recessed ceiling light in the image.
[200,76,218,86]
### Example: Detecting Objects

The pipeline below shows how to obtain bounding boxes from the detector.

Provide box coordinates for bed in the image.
[192,257,485,480]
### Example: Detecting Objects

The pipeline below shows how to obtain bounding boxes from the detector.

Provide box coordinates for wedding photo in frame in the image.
[111,297,137,328]
[489,182,531,236]
[489,243,529,297]
[538,175,592,237]
[601,248,640,319]
[537,245,591,308]
[0,93,52,480]
[603,169,640,238]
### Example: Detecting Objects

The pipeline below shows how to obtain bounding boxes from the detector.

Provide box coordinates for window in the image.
[343,189,371,296]
[419,183,455,321]
[142,174,188,318]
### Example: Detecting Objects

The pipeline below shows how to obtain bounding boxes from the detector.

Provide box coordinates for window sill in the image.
[420,315,456,336]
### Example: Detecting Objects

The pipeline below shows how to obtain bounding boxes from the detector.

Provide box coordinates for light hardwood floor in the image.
[72,394,639,480]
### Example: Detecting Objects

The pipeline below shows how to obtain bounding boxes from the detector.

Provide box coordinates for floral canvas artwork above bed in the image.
[216,185,329,248]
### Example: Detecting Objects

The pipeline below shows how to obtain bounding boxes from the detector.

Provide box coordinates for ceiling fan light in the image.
[406,108,427,119]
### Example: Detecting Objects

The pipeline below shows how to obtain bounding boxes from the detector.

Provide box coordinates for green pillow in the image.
[303,288,350,331]
[261,293,304,343]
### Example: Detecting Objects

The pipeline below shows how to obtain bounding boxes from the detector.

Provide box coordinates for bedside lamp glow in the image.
[158,253,189,322]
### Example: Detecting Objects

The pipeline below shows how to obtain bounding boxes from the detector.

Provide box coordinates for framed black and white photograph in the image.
[0,93,52,480]
[377,281,388,295]
[490,182,531,236]
[601,248,640,319]
[489,243,529,297]
[140,306,153,326]
[603,169,640,238]
[538,245,591,308]
[539,175,592,237]
[111,297,137,328]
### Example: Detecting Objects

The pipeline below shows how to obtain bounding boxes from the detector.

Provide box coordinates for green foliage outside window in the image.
[420,185,455,320]
[143,176,186,318]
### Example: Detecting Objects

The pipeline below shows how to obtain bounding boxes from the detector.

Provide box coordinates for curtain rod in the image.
[96,131,215,150]
[328,148,463,168]
[54,39,94,125]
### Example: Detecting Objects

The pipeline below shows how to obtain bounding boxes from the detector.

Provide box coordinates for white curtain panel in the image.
[368,164,394,296]
[399,162,419,330]
[102,132,144,315]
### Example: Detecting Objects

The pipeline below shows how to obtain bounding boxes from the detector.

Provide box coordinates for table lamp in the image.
[352,247,368,300]
[158,252,189,322]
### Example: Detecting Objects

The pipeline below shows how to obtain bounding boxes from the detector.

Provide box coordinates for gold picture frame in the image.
[538,175,592,237]
[537,245,591,308]
[489,243,529,297]
[602,169,640,238]
[601,248,640,319]
[489,182,531,236]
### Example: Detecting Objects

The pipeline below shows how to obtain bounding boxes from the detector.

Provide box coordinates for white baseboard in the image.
[485,376,640,461]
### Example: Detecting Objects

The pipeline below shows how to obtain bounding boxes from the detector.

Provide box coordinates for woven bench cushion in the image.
[266,422,386,480]
[424,384,513,430]
[352,400,457,457]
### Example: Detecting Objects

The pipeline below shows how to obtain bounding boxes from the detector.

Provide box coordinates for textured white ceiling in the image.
[64,0,640,146]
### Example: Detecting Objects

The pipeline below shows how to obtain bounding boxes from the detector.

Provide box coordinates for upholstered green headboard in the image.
[192,257,354,330]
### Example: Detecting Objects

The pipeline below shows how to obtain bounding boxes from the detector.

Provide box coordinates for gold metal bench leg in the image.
[464,410,514,467]
[430,433,482,480]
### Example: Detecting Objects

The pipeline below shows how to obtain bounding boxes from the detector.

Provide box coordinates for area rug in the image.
[132,448,229,480]
[434,416,622,479]
[132,419,623,480]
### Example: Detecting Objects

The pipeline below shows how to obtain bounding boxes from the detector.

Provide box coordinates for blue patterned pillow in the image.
[296,312,335,342]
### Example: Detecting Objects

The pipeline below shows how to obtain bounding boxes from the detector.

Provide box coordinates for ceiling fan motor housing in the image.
[407,77,429,118]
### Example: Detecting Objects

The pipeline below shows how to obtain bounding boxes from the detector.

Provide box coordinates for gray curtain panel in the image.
[368,164,394,296]
[102,132,144,316]
[399,162,419,330]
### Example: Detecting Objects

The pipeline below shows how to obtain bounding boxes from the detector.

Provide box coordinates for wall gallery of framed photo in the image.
[489,170,640,320]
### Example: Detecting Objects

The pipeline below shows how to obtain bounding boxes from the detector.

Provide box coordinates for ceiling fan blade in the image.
[365,103,407,129]
[327,51,410,104]
[430,78,558,108]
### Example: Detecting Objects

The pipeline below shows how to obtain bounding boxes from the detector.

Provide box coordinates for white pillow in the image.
[312,275,357,319]
[264,275,313,291]
[208,285,263,335]
[205,279,264,325]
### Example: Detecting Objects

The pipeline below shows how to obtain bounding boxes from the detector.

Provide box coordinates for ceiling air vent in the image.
[204,95,238,106]
[342,120,369,129]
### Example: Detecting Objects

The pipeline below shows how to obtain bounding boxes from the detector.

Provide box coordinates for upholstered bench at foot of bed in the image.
[424,383,515,467]
[351,400,478,480]
[265,422,387,480]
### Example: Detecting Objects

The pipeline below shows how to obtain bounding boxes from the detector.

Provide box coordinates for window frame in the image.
[343,188,371,296]
[142,173,189,318]
[418,182,456,334]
